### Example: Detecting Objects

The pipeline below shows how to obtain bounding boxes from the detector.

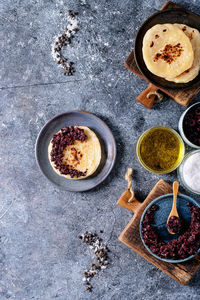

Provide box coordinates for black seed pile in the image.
[167,216,184,234]
[50,126,87,178]
[52,10,78,76]
[78,231,110,292]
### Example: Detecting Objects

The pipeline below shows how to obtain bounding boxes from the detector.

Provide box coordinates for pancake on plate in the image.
[142,23,194,78]
[48,126,101,179]
[165,24,200,83]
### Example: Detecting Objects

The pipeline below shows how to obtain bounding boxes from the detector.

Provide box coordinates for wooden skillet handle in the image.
[136,83,160,109]
[117,189,141,213]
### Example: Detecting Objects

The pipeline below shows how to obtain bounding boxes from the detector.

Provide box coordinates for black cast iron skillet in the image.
[134,8,200,90]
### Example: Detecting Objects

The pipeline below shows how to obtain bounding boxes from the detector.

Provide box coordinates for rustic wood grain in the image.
[117,189,141,212]
[117,179,200,285]
[124,1,200,109]
[136,83,159,109]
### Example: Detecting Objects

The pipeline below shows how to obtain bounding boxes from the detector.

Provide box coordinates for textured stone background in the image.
[0,0,200,299]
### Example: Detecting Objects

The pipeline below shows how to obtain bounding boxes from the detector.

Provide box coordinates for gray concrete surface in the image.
[0,0,200,299]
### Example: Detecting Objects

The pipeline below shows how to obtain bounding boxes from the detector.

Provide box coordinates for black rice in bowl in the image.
[142,203,200,260]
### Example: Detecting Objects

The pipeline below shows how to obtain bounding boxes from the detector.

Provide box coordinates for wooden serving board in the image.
[124,1,200,109]
[117,179,200,285]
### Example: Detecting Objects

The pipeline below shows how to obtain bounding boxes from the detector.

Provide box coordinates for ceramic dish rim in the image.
[35,110,117,192]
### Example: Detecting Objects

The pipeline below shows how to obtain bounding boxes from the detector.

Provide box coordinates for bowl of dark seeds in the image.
[178,102,200,148]
[140,193,200,263]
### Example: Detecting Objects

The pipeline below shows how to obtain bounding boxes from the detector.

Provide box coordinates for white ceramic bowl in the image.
[178,149,200,195]
[178,102,200,149]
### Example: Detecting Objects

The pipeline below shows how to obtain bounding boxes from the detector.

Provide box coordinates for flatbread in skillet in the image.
[142,23,194,78]
[165,24,200,83]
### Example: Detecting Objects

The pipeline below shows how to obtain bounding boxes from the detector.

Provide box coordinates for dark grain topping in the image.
[50,126,87,178]
[155,34,159,39]
[167,216,183,234]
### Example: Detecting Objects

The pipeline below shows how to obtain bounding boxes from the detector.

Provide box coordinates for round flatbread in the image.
[48,126,101,180]
[142,23,194,78]
[165,24,200,83]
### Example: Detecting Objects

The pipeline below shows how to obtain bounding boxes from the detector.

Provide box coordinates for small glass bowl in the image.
[178,102,200,149]
[178,149,200,195]
[136,126,185,174]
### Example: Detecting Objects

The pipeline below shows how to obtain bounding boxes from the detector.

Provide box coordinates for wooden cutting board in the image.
[117,179,200,285]
[124,1,200,109]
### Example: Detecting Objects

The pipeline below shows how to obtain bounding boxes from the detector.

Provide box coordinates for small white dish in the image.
[178,149,200,195]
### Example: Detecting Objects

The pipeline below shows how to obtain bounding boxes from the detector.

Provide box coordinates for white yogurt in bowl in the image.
[178,150,200,195]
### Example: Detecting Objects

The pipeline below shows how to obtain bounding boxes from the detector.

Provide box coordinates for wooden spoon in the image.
[167,181,179,234]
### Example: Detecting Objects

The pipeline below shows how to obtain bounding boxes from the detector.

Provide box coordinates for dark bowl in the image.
[178,102,200,149]
[140,193,200,263]
[134,8,200,90]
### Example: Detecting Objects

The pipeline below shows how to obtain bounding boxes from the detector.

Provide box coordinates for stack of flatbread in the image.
[142,23,200,83]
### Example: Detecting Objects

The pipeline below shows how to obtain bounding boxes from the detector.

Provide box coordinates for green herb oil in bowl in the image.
[136,126,185,174]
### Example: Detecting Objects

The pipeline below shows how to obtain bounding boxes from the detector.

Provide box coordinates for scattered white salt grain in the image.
[67,16,78,31]
[79,231,110,292]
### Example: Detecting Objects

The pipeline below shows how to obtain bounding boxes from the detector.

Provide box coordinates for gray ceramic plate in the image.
[140,193,200,263]
[35,111,116,192]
